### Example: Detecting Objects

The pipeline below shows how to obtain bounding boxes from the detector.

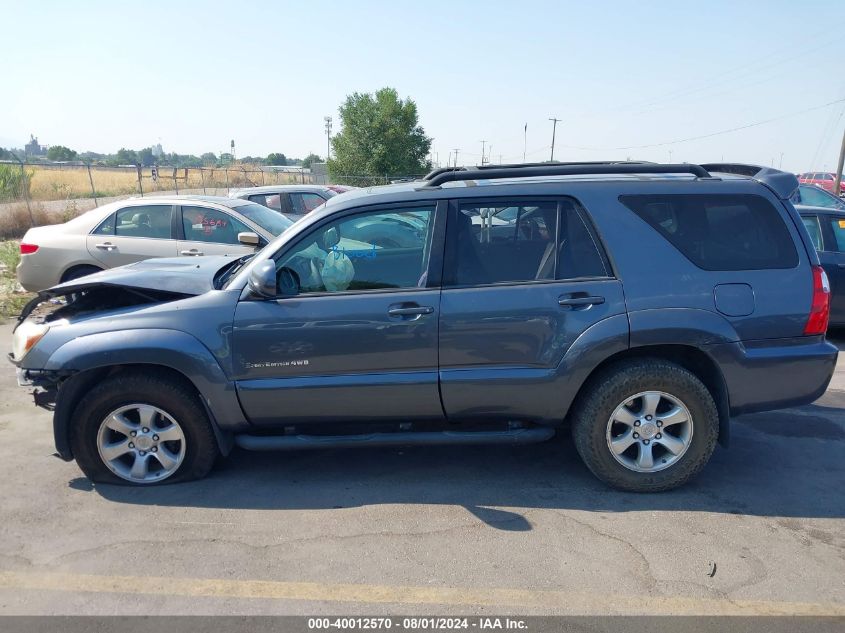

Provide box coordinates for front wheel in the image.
[571,359,719,492]
[70,372,219,485]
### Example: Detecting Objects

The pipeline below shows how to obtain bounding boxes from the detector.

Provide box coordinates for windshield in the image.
[232,201,294,236]
[793,185,845,210]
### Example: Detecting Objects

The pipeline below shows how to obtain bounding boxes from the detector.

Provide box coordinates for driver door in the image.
[232,201,446,427]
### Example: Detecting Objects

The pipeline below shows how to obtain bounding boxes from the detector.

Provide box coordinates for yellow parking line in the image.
[0,570,843,615]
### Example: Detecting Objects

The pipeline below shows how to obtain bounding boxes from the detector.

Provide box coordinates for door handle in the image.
[388,305,434,317]
[180,249,204,256]
[558,295,605,308]
[95,242,116,251]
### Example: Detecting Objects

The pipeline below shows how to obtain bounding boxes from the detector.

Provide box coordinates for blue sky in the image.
[2,0,845,172]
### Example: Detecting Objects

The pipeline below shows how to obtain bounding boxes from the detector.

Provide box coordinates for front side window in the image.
[447,199,606,286]
[621,194,798,271]
[801,216,822,251]
[290,192,326,214]
[276,206,435,294]
[114,205,172,239]
[182,206,251,245]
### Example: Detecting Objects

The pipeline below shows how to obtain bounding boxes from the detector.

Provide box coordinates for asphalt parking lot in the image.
[0,319,843,616]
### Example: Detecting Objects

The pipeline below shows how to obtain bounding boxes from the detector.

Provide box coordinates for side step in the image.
[234,427,556,451]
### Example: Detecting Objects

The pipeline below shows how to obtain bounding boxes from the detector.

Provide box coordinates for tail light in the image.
[19,243,38,255]
[804,265,830,335]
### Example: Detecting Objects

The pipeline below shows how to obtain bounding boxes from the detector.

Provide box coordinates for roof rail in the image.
[422,163,711,188]
[422,160,656,181]
[700,163,798,200]
[422,166,465,180]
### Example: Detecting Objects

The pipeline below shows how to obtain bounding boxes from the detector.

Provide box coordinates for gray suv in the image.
[10,162,837,491]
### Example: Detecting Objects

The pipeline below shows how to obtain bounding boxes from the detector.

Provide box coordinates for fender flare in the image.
[46,328,247,460]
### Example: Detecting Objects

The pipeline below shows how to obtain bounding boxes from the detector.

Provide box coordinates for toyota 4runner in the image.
[10,162,838,491]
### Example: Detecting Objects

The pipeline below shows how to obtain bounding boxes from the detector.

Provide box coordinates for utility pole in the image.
[834,125,845,197]
[324,116,333,160]
[523,123,527,163]
[480,140,487,165]
[549,118,561,161]
[779,152,784,170]
[453,148,460,167]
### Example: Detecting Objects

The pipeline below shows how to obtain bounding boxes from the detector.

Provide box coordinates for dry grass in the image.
[0,241,35,320]
[26,164,305,201]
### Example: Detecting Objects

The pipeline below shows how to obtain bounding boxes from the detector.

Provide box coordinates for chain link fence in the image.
[0,162,315,239]
[0,161,428,239]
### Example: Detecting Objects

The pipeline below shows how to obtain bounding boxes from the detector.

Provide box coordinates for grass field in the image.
[24,164,306,201]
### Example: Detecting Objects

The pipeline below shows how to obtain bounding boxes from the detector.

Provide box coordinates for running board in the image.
[234,427,556,451]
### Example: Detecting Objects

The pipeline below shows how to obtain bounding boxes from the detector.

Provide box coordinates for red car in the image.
[798,172,844,196]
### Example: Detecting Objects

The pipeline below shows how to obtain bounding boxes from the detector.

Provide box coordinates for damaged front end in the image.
[11,284,194,410]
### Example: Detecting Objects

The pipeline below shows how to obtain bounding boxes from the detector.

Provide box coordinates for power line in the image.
[560,97,845,152]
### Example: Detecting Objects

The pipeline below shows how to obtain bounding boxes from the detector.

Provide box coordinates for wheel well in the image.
[578,344,731,446]
[57,363,221,460]
[60,263,102,283]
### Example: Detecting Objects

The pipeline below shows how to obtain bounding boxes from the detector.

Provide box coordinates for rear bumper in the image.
[707,336,838,415]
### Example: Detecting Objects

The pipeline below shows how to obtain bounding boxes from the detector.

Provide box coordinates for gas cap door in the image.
[714,283,755,317]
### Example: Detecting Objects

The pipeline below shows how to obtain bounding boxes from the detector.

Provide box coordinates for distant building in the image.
[25,134,46,157]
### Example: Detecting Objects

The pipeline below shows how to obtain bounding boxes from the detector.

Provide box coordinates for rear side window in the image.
[446,198,607,286]
[248,193,282,211]
[620,194,798,271]
[114,205,173,239]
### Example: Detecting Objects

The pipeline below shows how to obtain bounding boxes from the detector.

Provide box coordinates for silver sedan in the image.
[16,195,292,292]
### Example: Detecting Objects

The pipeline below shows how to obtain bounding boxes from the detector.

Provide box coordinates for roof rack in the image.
[422,163,711,188]
[700,163,798,200]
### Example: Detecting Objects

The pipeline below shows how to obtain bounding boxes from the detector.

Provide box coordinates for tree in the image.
[46,145,78,162]
[301,153,321,169]
[0,147,11,160]
[200,152,217,165]
[328,87,431,184]
[115,148,139,165]
[137,147,156,167]
[266,152,287,166]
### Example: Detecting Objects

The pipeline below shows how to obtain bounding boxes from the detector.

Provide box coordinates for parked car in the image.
[233,184,422,247]
[11,162,837,492]
[798,172,844,196]
[797,206,845,326]
[229,185,339,221]
[791,183,845,210]
[16,196,293,292]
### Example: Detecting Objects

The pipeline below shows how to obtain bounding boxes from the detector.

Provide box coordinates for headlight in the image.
[12,320,63,362]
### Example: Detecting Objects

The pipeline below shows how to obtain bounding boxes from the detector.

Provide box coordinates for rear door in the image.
[86,203,177,267]
[437,197,626,422]
[176,205,260,258]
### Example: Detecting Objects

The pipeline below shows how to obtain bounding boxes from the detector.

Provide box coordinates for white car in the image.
[17,195,292,292]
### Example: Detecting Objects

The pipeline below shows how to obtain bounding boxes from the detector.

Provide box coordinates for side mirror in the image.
[278,267,300,297]
[238,231,260,246]
[247,260,277,297]
[318,226,340,251]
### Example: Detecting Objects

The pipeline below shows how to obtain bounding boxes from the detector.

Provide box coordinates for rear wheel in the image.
[60,265,101,283]
[571,359,718,492]
[70,372,219,485]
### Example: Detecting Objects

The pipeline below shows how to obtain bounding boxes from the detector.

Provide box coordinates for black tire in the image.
[61,265,101,283]
[70,372,219,485]
[571,359,718,492]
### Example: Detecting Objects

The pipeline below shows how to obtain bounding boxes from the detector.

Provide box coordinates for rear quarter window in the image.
[619,194,798,271]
